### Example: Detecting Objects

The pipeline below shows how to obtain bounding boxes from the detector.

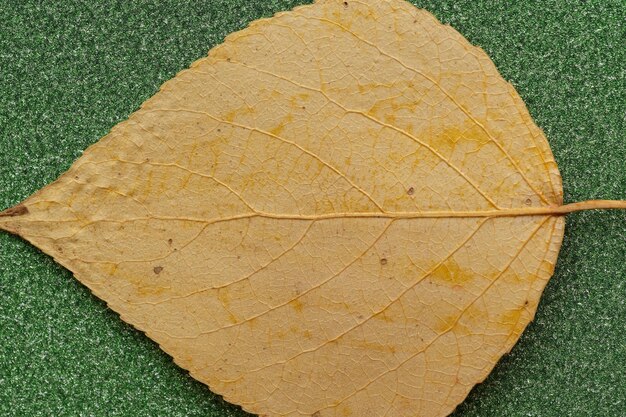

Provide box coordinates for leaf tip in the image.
[0,204,29,218]
[0,203,29,235]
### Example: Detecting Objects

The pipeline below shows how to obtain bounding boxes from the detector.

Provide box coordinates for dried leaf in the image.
[1,1,625,416]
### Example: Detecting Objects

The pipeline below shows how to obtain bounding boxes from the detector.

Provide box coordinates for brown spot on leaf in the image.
[153,266,164,274]
[0,204,29,217]
[380,258,388,265]
[407,187,415,196]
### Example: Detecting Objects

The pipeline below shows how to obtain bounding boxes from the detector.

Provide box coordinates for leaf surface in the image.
[0,0,569,416]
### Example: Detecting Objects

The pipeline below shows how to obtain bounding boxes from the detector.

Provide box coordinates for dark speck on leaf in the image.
[153,266,164,274]
[0,204,29,217]
[380,258,388,265]
[407,187,415,195]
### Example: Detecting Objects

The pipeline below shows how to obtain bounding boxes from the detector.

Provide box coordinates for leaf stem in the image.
[545,200,626,214]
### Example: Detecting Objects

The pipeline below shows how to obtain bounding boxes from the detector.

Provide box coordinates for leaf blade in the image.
[0,1,568,416]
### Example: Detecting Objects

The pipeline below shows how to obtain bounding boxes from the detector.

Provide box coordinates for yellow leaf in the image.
[1,1,625,416]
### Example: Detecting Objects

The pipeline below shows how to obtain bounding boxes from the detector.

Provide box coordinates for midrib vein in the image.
[1,203,604,226]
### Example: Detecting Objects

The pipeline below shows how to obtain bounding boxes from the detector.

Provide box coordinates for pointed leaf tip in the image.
[0,204,29,218]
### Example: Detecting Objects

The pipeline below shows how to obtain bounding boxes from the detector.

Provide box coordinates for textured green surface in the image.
[0,1,624,416]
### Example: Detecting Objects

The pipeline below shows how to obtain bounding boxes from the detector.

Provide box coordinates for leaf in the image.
[0,1,624,416]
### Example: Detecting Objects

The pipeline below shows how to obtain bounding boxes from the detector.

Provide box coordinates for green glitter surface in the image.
[0,1,624,416]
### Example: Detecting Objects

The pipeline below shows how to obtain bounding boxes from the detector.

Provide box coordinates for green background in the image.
[1,1,624,416]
